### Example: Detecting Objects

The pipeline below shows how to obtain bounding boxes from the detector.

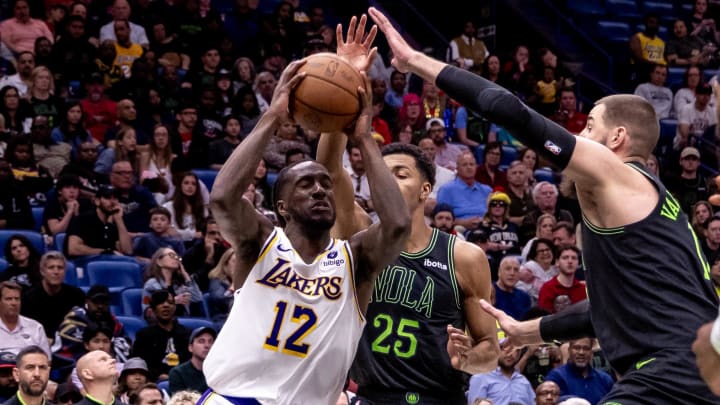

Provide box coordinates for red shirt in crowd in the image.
[537,276,587,313]
[81,98,117,143]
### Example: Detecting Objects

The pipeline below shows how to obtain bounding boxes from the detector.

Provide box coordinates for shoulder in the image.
[453,238,489,280]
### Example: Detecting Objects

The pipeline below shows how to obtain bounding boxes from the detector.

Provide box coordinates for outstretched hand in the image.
[268,60,307,121]
[447,325,473,370]
[479,299,543,349]
[336,14,378,73]
[368,7,417,73]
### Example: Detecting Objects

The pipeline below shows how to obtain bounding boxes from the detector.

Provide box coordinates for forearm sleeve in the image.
[435,65,577,170]
[539,300,595,341]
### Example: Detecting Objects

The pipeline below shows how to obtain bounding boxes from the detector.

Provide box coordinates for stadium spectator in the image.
[252,71,276,114]
[75,350,122,405]
[535,66,558,116]
[630,14,667,80]
[521,182,574,244]
[479,191,520,274]
[208,116,242,170]
[65,185,133,263]
[138,125,174,204]
[692,200,713,238]
[79,73,117,143]
[493,257,531,320]
[689,0,719,47]
[550,88,587,135]
[142,248,203,319]
[0,53,33,98]
[133,207,185,262]
[206,249,234,325]
[233,87,261,137]
[427,117,467,171]
[56,285,130,362]
[344,143,374,221]
[437,151,493,231]
[675,82,715,150]
[545,338,614,405]
[417,137,454,216]
[116,358,150,404]
[127,383,162,405]
[666,146,710,214]
[0,85,33,137]
[430,203,456,234]
[31,115,71,178]
[537,245,586,313]
[673,67,715,120]
[262,119,309,172]
[181,218,226,291]
[109,160,158,234]
[99,0,149,48]
[131,289,191,381]
[57,142,103,199]
[0,158,35,230]
[21,251,85,341]
[184,46,222,92]
[162,172,208,243]
[43,174,91,236]
[517,238,558,301]
[168,326,214,394]
[506,161,535,226]
[49,16,96,84]
[633,64,673,119]
[398,93,425,139]
[467,346,535,405]
[666,19,709,67]
[0,281,50,356]
[6,135,53,205]
[447,20,488,74]
[452,102,479,149]
[0,355,19,403]
[2,346,50,405]
[482,54,501,84]
[0,235,41,289]
[169,103,204,168]
[0,0,52,55]
[384,70,407,111]
[475,141,508,190]
[501,45,530,92]
[54,382,83,405]
[535,381,561,405]
[703,216,720,262]
[69,324,125,391]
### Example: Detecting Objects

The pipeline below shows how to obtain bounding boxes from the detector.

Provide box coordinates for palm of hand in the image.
[338,44,372,72]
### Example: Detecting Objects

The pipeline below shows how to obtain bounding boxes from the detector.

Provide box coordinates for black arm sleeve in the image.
[435,65,577,170]
[539,299,595,341]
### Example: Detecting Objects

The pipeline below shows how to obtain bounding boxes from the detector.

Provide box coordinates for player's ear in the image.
[276,199,287,217]
[420,181,431,201]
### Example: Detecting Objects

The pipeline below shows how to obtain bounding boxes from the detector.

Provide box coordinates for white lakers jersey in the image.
[204,227,366,405]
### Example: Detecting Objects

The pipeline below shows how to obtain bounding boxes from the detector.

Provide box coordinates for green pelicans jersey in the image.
[582,162,718,375]
[350,229,468,404]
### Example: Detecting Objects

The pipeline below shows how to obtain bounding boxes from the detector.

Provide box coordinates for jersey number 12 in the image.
[264,301,318,358]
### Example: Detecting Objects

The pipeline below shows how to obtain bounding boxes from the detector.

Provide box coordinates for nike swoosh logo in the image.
[277,244,292,252]
[635,357,656,370]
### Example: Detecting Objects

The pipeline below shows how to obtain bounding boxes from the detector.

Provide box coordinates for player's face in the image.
[284,162,336,230]
[579,104,610,146]
[569,338,592,368]
[383,153,429,211]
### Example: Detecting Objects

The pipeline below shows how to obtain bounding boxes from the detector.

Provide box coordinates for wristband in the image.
[711,318,720,355]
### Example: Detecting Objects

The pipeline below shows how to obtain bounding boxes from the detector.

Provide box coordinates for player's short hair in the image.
[16,345,48,366]
[381,142,436,187]
[594,94,659,159]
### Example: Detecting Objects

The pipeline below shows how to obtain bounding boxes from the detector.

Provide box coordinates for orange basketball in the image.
[290,53,363,133]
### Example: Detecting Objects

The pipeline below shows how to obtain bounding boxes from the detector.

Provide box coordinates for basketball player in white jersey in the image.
[201,51,412,405]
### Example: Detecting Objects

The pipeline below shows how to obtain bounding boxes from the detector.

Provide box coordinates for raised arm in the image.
[349,74,411,311]
[210,61,306,281]
[368,7,623,187]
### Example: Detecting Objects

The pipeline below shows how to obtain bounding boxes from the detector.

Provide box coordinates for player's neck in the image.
[405,218,433,254]
[284,224,331,263]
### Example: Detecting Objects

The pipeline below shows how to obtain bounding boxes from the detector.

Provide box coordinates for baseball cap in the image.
[120,357,149,377]
[425,118,445,132]
[218,68,231,78]
[95,184,118,199]
[86,285,111,302]
[0,351,16,368]
[149,290,172,308]
[190,326,217,343]
[488,191,511,205]
[55,382,83,403]
[697,83,713,95]
[432,203,454,218]
[681,146,701,159]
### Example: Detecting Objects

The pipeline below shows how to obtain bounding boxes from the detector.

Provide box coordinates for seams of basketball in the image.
[294,96,359,117]
[302,71,363,99]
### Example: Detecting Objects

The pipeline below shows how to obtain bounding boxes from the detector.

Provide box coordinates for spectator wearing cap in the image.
[75,350,124,405]
[43,174,92,236]
[666,146,710,214]
[20,252,85,342]
[675,82,716,151]
[475,141,508,190]
[80,74,117,144]
[65,185,133,265]
[131,290,191,381]
[426,117,468,171]
[479,191,520,276]
[70,324,125,392]
[55,382,83,405]
[430,203,458,236]
[115,358,149,404]
[2,346,51,405]
[437,151,493,231]
[168,326,214,394]
[169,103,204,169]
[0,281,50,356]
[0,351,17,402]
[56,284,131,361]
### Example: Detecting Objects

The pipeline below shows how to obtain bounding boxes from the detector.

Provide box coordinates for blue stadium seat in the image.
[31,207,43,232]
[115,316,146,341]
[193,169,218,192]
[474,145,518,167]
[667,67,686,88]
[64,262,77,285]
[157,380,170,396]
[605,0,641,18]
[177,317,216,331]
[641,1,675,18]
[565,0,604,16]
[0,258,7,274]
[122,288,144,317]
[0,231,45,258]
[86,261,143,289]
[267,172,278,188]
[595,21,632,38]
[534,169,556,184]
[54,233,66,253]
